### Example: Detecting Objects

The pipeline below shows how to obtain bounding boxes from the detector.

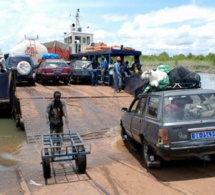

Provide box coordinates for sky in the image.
[0,0,215,56]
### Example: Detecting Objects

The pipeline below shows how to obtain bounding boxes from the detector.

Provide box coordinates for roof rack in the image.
[166,82,201,90]
[145,82,201,93]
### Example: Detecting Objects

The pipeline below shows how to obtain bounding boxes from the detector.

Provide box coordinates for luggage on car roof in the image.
[42,53,59,60]
[169,65,201,86]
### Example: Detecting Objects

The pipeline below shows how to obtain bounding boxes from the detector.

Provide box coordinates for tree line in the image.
[140,52,215,65]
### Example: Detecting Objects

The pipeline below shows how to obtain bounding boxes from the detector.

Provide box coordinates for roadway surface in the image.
[1,82,215,195]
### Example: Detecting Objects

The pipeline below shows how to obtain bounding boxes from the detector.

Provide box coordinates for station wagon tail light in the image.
[158,129,169,145]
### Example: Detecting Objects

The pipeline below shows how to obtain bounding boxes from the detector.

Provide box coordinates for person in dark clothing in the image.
[120,61,130,89]
[124,61,130,76]
[91,57,99,86]
[46,91,69,134]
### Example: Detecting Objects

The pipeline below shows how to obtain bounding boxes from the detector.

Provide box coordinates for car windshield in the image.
[73,61,92,69]
[8,57,31,67]
[46,62,68,68]
[163,93,215,122]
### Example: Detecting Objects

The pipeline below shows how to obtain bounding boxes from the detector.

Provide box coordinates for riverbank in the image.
[141,60,215,74]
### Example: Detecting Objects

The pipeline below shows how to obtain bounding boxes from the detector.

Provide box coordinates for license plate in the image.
[53,70,62,74]
[191,131,215,140]
[82,70,89,75]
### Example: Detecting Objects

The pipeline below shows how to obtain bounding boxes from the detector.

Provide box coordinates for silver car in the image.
[120,88,215,168]
[70,60,92,83]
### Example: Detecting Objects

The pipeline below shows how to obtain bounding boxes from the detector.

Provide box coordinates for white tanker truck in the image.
[9,37,48,65]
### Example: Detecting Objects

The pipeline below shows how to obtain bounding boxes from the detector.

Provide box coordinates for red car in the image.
[34,59,71,85]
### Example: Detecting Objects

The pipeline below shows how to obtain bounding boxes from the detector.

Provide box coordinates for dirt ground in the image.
[1,83,215,195]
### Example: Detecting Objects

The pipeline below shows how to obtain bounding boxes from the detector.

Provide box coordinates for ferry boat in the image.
[63,9,94,55]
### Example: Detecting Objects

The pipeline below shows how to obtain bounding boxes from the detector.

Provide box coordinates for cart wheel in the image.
[41,150,51,182]
[42,157,51,180]
[75,154,87,173]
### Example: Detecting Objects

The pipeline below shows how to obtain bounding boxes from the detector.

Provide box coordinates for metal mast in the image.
[76,9,81,30]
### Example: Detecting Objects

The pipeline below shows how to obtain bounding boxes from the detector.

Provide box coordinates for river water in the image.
[0,119,26,169]
[0,72,215,168]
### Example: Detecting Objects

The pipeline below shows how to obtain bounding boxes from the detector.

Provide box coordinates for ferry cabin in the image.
[63,28,94,54]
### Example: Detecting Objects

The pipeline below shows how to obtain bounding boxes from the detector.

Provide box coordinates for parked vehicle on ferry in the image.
[34,54,70,85]
[70,60,92,83]
[5,54,35,86]
[120,87,215,168]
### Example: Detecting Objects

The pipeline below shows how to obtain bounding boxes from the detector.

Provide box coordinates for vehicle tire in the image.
[70,75,77,83]
[64,80,69,85]
[28,79,35,86]
[35,74,38,82]
[40,78,45,85]
[17,61,31,75]
[120,121,128,142]
[142,139,161,168]
[75,154,87,173]
[41,152,51,181]
[209,154,215,162]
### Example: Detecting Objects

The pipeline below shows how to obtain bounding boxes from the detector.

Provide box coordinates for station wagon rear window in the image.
[73,61,92,69]
[8,57,31,67]
[46,62,68,68]
[163,93,215,122]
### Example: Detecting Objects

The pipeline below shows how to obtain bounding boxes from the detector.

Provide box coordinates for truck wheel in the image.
[75,154,86,173]
[142,140,161,168]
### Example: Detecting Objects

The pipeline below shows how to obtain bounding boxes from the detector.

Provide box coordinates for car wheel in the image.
[40,78,45,85]
[64,80,69,85]
[209,154,215,162]
[142,139,161,168]
[35,74,38,82]
[28,79,35,86]
[120,121,128,142]
[70,75,77,83]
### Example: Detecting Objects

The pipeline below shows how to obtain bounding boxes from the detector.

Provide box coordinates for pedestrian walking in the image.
[113,56,122,92]
[46,91,69,134]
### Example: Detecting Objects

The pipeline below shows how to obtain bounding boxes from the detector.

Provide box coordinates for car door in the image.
[130,97,148,143]
[142,95,161,146]
[122,98,140,138]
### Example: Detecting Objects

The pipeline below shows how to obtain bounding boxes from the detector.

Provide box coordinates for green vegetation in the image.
[125,52,215,73]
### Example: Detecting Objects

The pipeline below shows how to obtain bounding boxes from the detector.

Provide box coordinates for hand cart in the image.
[41,132,91,184]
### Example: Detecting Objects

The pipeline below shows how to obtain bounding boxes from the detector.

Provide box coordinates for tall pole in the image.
[76,8,80,30]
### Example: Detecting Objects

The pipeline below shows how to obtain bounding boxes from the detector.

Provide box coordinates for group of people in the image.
[108,57,142,93]
[89,56,142,93]
[82,55,143,92]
